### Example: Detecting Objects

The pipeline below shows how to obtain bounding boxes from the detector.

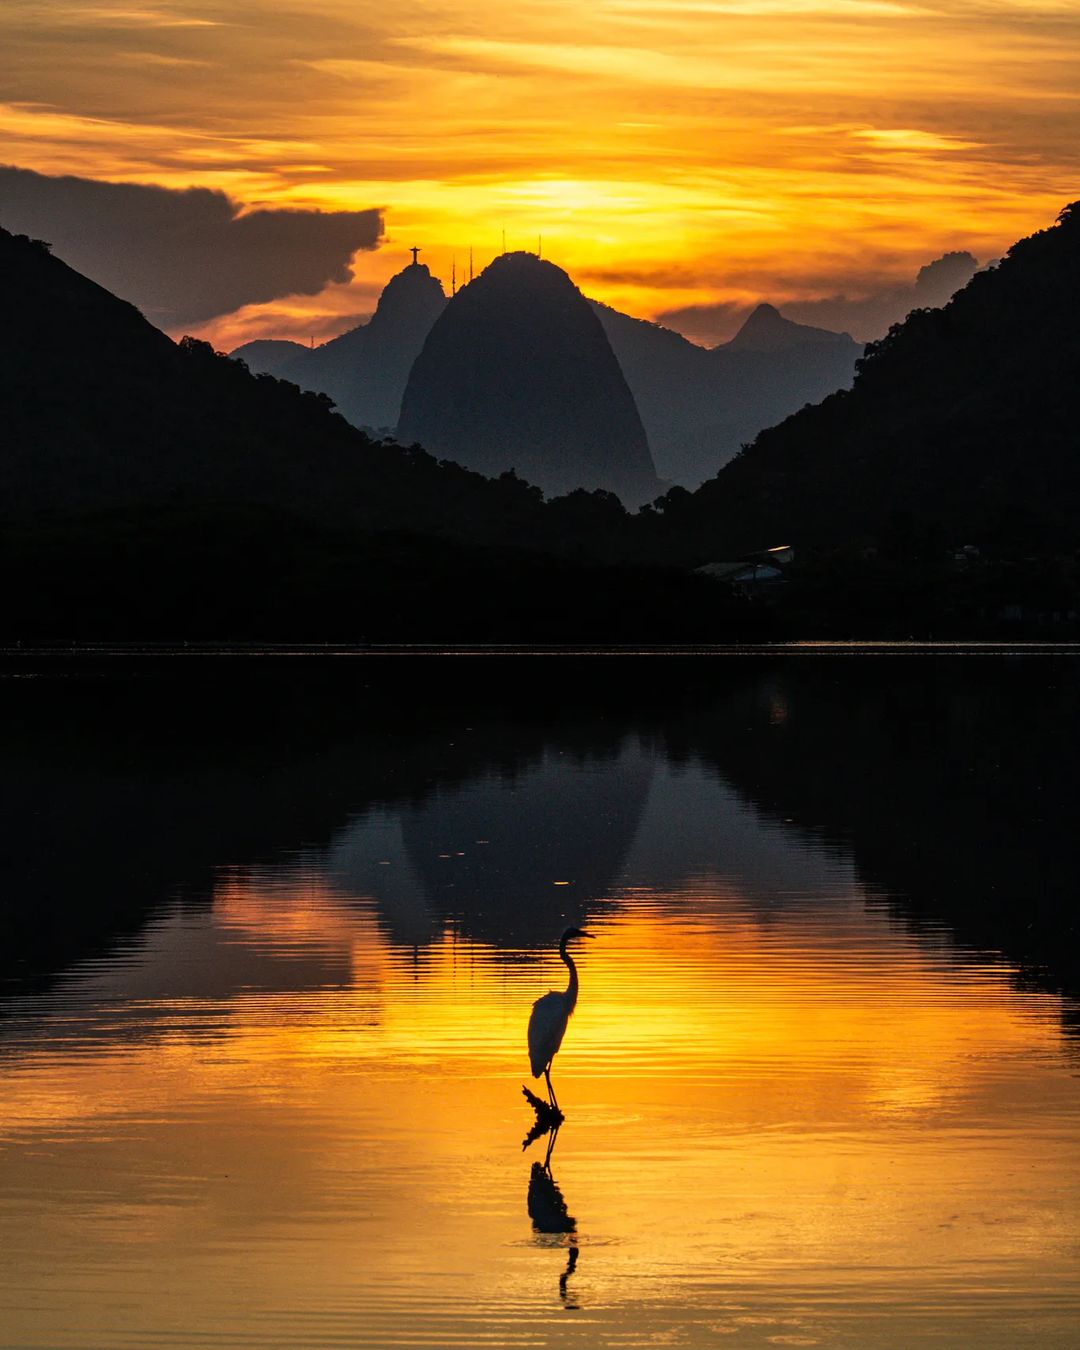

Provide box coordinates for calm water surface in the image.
[2,661,1078,1348]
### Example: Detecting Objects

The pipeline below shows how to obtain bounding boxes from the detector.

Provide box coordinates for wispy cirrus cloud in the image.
[62,5,223,26]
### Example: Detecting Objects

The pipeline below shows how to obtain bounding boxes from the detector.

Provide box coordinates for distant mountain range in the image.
[0,225,729,639]
[6,201,1080,638]
[234,262,862,493]
[591,299,861,487]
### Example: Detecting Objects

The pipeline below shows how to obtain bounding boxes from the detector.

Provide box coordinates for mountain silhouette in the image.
[234,262,447,431]
[237,264,858,494]
[398,252,662,505]
[655,201,1080,559]
[724,303,848,352]
[0,227,473,524]
[592,299,861,488]
[0,226,613,531]
[230,337,310,378]
[1,227,749,640]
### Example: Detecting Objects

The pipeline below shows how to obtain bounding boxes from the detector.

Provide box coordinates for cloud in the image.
[851,128,982,152]
[0,164,383,328]
[649,299,755,346]
[779,250,979,341]
[68,6,224,27]
[658,250,979,345]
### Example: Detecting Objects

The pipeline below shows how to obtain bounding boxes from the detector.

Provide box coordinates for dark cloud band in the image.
[0,165,382,328]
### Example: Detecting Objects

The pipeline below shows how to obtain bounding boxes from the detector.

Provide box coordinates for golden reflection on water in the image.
[2,860,1078,1347]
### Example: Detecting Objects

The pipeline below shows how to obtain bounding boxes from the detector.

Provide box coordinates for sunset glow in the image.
[3,0,1077,345]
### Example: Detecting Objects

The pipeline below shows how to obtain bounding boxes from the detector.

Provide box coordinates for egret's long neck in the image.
[560,939,579,1013]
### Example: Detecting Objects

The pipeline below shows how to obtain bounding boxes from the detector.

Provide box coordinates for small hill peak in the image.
[749,302,783,324]
[728,304,794,350]
[370,260,446,331]
[726,302,853,353]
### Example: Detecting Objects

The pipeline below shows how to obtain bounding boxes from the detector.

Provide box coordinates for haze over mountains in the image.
[592,299,861,487]
[235,254,863,493]
[233,261,447,431]
[659,251,981,347]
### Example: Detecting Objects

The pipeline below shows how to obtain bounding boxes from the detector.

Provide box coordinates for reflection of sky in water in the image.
[1,742,1078,1349]
[282,743,860,950]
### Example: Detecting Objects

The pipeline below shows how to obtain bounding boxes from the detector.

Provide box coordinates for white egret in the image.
[528,926,595,1111]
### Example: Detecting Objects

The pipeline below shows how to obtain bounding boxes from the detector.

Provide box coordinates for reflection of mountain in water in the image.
[622,755,855,910]
[4,659,1079,1029]
[2,668,663,993]
[313,734,851,947]
[398,745,652,944]
[663,660,1080,1021]
[317,741,653,947]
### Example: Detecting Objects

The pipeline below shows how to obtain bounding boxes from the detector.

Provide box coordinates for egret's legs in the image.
[544,1066,560,1114]
[543,1121,562,1172]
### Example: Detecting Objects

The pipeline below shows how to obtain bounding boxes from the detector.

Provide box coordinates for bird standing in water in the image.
[528,927,595,1112]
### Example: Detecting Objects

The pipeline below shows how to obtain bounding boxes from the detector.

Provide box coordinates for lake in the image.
[2,655,1078,1348]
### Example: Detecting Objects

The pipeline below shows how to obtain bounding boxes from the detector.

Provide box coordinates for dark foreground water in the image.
[2,657,1078,1348]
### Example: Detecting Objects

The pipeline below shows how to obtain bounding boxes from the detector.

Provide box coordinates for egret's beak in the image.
[580,932,596,940]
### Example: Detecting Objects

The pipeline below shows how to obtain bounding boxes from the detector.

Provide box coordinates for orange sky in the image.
[2,0,1078,346]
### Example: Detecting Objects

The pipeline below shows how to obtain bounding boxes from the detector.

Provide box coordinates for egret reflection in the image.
[527,1154,575,1233]
[521,1090,562,1152]
[524,1115,582,1308]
